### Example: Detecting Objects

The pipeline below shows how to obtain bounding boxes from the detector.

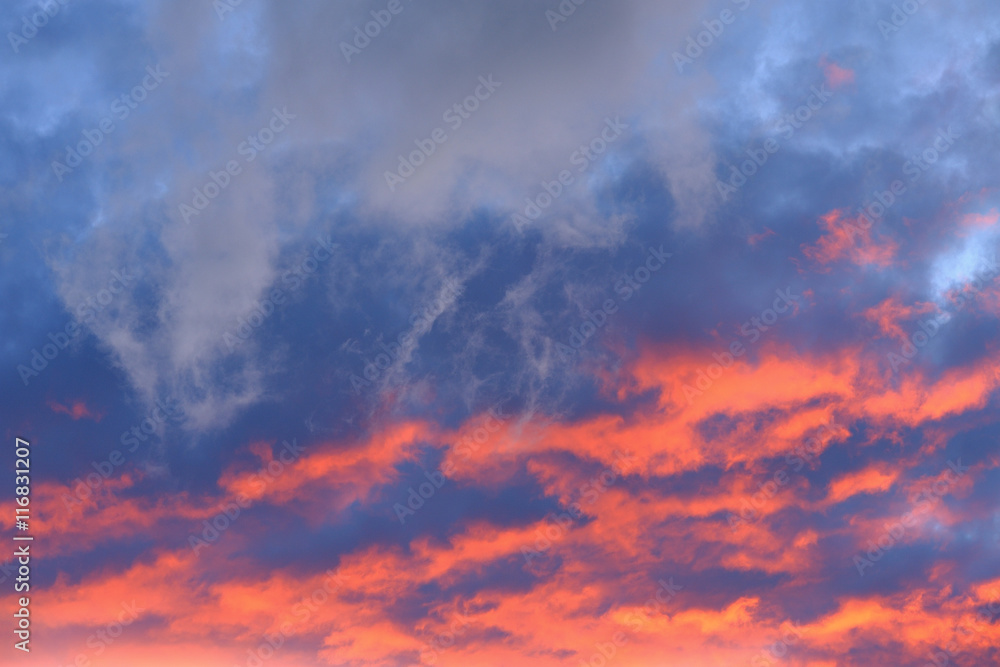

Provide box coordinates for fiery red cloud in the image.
[10,331,1000,666]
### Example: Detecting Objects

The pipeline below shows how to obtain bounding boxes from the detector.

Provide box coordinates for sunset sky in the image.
[2,0,1000,665]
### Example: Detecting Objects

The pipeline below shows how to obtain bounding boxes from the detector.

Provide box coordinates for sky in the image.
[1,0,1000,665]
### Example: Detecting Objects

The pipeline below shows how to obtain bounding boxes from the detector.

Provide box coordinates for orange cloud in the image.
[826,464,900,504]
[863,295,937,342]
[820,56,855,89]
[802,209,898,269]
[47,399,104,421]
[12,333,1000,667]
[960,208,998,228]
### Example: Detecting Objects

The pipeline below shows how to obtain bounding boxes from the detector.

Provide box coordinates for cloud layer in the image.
[2,0,1000,665]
